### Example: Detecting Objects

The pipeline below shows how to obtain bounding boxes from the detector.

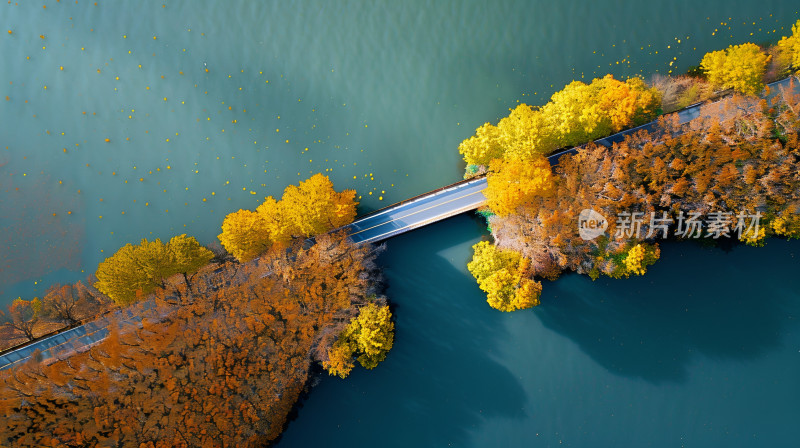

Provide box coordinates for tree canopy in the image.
[323,302,395,378]
[484,156,554,217]
[777,20,800,72]
[219,174,358,262]
[458,74,661,166]
[701,43,771,95]
[0,234,388,446]
[95,235,213,305]
[467,241,542,312]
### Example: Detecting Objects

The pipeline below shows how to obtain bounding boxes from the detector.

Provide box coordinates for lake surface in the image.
[1,1,798,446]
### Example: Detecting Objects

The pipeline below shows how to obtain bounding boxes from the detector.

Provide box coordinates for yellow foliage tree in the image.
[219,174,358,261]
[542,74,661,146]
[278,173,358,239]
[323,339,356,379]
[594,75,662,132]
[218,210,273,262]
[458,122,506,167]
[95,238,175,305]
[740,226,766,247]
[467,241,542,312]
[701,43,771,95]
[770,214,800,239]
[458,74,660,167]
[497,104,559,160]
[167,234,214,291]
[484,156,553,217]
[623,244,647,275]
[323,303,394,377]
[777,20,800,72]
[615,243,661,278]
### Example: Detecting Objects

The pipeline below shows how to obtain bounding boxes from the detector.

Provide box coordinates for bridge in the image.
[345,75,797,244]
[1,76,795,370]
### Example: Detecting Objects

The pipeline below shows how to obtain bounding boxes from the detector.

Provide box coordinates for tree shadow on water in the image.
[277,215,527,448]
[535,239,800,383]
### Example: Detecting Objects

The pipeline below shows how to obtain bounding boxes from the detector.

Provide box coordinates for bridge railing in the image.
[349,176,486,224]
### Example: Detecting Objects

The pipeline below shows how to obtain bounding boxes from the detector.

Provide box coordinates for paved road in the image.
[0,300,157,370]
[343,177,489,244]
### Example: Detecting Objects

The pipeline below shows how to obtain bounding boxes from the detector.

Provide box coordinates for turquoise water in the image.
[2,1,799,446]
[279,216,800,447]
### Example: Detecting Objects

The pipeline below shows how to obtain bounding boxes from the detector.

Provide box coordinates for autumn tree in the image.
[621,244,660,277]
[40,282,97,326]
[701,43,771,95]
[458,122,506,166]
[96,235,212,305]
[219,174,358,262]
[467,241,542,312]
[4,298,42,341]
[323,302,394,378]
[484,155,554,217]
[458,74,660,169]
[542,74,661,145]
[0,230,388,446]
[218,209,274,262]
[167,234,214,292]
[777,20,800,72]
[278,173,358,238]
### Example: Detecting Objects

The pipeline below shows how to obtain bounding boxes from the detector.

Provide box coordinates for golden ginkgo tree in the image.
[218,173,358,262]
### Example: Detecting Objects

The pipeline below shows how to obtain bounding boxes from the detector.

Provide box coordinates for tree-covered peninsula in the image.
[0,174,393,447]
[463,21,800,312]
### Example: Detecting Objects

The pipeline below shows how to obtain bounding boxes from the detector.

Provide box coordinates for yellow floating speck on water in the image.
[59,66,63,70]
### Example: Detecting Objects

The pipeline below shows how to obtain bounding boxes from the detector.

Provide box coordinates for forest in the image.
[0,175,393,446]
[463,21,800,312]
